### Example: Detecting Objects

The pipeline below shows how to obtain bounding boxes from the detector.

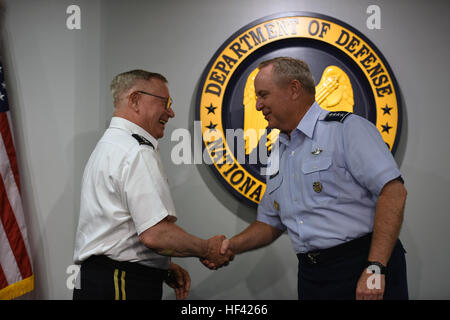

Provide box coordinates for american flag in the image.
[0,57,34,299]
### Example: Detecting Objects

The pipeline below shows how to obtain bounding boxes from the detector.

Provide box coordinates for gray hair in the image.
[258,57,316,95]
[110,69,167,104]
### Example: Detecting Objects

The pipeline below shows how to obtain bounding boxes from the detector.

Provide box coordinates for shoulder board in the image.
[323,111,352,123]
[131,134,154,149]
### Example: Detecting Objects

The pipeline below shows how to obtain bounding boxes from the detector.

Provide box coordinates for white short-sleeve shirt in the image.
[73,117,177,270]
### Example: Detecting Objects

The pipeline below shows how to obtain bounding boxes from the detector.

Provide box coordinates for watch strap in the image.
[366,261,387,275]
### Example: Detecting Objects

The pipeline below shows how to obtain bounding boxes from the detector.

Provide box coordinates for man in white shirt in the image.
[73,70,232,300]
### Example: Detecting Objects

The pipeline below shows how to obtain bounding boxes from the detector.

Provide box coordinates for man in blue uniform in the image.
[205,57,408,300]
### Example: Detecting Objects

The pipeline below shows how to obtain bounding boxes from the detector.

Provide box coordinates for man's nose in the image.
[167,107,175,118]
[255,97,263,111]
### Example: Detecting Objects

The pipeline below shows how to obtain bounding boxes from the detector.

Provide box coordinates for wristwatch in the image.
[366,261,387,275]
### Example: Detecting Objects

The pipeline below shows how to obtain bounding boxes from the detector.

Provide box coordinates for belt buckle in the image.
[307,252,320,264]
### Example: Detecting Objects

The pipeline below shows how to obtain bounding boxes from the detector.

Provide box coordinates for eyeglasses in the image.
[136,90,173,109]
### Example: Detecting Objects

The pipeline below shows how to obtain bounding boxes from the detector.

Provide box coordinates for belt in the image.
[297,233,372,265]
[83,255,168,280]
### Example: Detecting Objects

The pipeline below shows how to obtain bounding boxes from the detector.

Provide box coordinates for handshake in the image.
[201,235,235,270]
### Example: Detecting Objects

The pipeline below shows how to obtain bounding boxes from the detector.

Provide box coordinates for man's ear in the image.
[290,79,302,100]
[128,91,140,112]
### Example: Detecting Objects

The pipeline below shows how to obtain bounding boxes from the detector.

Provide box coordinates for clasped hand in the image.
[201,235,234,270]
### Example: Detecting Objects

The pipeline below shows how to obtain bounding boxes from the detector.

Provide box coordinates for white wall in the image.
[1,0,449,299]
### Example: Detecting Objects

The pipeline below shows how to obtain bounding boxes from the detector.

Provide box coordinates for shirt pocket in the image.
[301,155,339,201]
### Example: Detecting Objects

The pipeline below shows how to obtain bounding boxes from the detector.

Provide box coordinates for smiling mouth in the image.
[159,120,167,125]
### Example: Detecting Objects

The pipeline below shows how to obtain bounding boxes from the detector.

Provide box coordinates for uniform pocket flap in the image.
[301,156,332,174]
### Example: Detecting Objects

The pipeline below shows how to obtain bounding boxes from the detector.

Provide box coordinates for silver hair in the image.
[258,57,316,95]
[110,69,167,105]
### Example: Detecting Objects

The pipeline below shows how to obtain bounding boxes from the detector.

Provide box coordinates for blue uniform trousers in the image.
[297,236,408,300]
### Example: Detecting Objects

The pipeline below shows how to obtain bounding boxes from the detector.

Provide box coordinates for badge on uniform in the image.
[313,181,323,193]
[274,200,280,211]
[311,148,323,155]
